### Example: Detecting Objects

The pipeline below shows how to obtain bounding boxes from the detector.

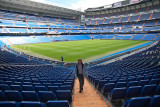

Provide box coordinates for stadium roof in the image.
[0,0,84,18]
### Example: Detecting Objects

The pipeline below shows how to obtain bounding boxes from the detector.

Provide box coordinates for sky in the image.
[29,0,124,11]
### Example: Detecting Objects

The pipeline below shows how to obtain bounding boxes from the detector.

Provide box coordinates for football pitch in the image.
[11,40,148,62]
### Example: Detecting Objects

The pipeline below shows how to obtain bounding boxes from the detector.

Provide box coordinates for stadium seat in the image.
[35,86,47,92]
[53,83,62,86]
[0,90,6,101]
[138,80,149,86]
[48,86,59,93]
[22,85,35,91]
[97,80,108,89]
[0,84,11,91]
[5,90,22,102]
[22,91,39,101]
[23,82,32,85]
[155,84,160,95]
[126,86,142,98]
[108,88,126,101]
[14,82,22,85]
[127,81,138,87]
[47,100,69,107]
[122,97,151,107]
[115,82,126,88]
[20,101,45,107]
[59,85,72,91]
[141,84,157,96]
[56,90,72,102]
[5,81,12,85]
[149,79,160,85]
[38,91,56,102]
[0,101,19,107]
[101,83,115,94]
[149,95,160,107]
[11,85,22,92]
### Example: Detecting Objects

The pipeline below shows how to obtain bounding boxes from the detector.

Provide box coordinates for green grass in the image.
[11,40,148,62]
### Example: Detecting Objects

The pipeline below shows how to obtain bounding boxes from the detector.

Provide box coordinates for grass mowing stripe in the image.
[11,40,148,62]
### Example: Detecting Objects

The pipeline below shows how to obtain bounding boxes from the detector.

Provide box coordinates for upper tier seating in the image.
[85,4,160,19]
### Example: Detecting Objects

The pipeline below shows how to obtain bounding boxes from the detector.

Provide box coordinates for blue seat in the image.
[63,82,73,88]
[118,79,126,82]
[47,100,69,107]
[59,85,72,91]
[97,80,107,89]
[20,101,45,107]
[108,88,126,101]
[23,82,32,85]
[22,85,35,91]
[33,83,42,86]
[42,83,52,87]
[0,101,19,107]
[127,81,138,87]
[35,86,47,92]
[126,86,142,98]
[14,82,22,85]
[53,83,62,87]
[48,86,59,93]
[0,81,5,84]
[149,79,160,85]
[141,84,157,96]
[5,81,12,85]
[155,84,160,95]
[108,80,117,84]
[149,95,160,107]
[101,83,115,94]
[138,80,149,87]
[11,85,22,92]
[0,90,6,101]
[22,91,39,101]
[136,76,144,81]
[122,97,150,107]
[39,91,56,102]
[56,90,72,102]
[0,84,10,91]
[115,82,126,88]
[5,90,22,102]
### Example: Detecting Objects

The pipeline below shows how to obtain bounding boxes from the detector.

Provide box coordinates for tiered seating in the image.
[122,95,160,107]
[0,100,69,107]
[87,42,160,105]
[85,5,160,19]
[0,47,74,106]
[131,34,144,40]
[36,36,52,43]
[0,49,40,64]
[142,34,157,40]
[105,34,115,39]
[84,3,160,40]
[0,65,74,103]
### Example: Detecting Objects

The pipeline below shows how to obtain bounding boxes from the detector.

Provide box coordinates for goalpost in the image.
[24,43,30,50]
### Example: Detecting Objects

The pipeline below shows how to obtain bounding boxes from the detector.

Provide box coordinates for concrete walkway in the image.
[73,78,108,107]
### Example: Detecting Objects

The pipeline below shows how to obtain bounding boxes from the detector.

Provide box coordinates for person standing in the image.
[75,59,86,93]
[61,56,63,61]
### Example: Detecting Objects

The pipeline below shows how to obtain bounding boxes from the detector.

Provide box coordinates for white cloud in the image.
[71,0,124,11]
[28,0,124,11]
